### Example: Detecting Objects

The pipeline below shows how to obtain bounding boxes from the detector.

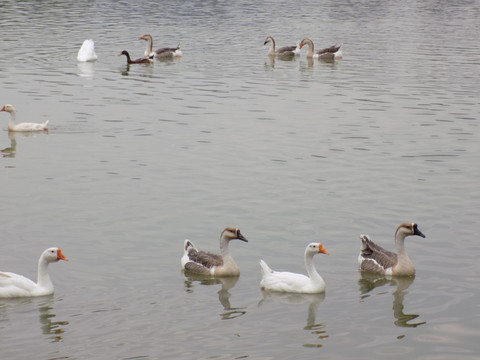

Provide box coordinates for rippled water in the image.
[1,0,479,359]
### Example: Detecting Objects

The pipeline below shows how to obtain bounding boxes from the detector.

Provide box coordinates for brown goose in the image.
[139,34,182,58]
[181,227,248,277]
[263,36,300,57]
[358,222,426,276]
[299,38,342,60]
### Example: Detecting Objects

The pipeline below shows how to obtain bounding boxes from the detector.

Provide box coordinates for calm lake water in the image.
[1,0,479,359]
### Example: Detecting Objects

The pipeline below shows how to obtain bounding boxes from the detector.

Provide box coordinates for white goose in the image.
[0,248,68,298]
[139,34,182,58]
[263,36,300,57]
[299,38,343,60]
[358,222,426,276]
[77,39,98,62]
[260,243,329,294]
[181,227,248,277]
[1,104,49,132]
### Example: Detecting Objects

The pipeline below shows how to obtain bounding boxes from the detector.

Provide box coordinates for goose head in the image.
[42,248,69,263]
[1,104,15,114]
[299,38,313,49]
[306,242,329,256]
[221,227,248,243]
[139,34,152,42]
[395,222,426,239]
[263,36,274,46]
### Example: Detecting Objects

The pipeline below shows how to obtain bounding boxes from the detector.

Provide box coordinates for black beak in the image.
[414,225,426,238]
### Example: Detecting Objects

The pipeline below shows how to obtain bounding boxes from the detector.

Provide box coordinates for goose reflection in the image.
[259,290,327,347]
[119,63,154,78]
[1,131,47,159]
[77,61,95,79]
[264,55,298,69]
[0,296,68,343]
[37,297,69,342]
[358,273,426,328]
[1,132,17,158]
[183,273,246,320]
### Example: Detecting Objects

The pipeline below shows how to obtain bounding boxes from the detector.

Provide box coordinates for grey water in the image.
[0,0,479,359]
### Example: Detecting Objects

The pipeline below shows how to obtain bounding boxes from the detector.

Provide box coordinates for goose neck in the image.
[394,232,408,255]
[144,37,153,56]
[304,251,320,280]
[304,39,315,57]
[37,256,53,291]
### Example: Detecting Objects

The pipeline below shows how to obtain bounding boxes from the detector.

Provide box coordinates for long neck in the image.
[144,38,153,56]
[395,232,412,266]
[304,251,321,282]
[8,110,16,130]
[219,237,238,267]
[269,38,276,55]
[305,39,314,57]
[37,256,53,291]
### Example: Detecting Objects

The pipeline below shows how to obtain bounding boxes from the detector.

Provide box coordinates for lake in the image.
[0,0,479,359]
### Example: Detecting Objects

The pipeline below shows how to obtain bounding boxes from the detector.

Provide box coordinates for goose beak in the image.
[0,106,5,112]
[415,228,426,238]
[318,244,329,255]
[57,249,69,261]
[236,232,248,242]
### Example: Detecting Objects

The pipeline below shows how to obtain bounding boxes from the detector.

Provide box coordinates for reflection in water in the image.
[358,273,426,328]
[119,63,155,78]
[1,132,17,158]
[183,273,246,320]
[0,296,69,343]
[77,61,96,79]
[259,290,327,348]
[38,297,69,342]
[264,55,298,69]
[1,132,47,159]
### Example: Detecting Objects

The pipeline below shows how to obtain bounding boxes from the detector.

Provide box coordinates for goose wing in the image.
[359,235,397,273]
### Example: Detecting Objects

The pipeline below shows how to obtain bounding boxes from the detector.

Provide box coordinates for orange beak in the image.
[0,106,5,112]
[299,43,304,49]
[318,244,329,255]
[139,35,144,40]
[57,249,69,261]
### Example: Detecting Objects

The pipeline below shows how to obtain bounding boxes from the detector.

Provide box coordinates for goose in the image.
[77,39,98,62]
[139,34,182,58]
[260,243,329,294]
[358,222,426,276]
[1,104,49,132]
[181,227,248,277]
[0,248,68,298]
[118,50,153,64]
[263,36,300,57]
[299,38,342,60]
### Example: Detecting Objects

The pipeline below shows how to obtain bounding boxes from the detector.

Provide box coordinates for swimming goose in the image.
[299,38,342,60]
[118,50,153,64]
[0,248,68,298]
[181,227,248,277]
[260,243,329,294]
[77,39,98,62]
[358,222,426,276]
[139,34,182,58]
[1,104,49,132]
[263,36,300,57]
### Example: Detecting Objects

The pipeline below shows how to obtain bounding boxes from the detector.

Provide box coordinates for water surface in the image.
[1,0,479,359]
